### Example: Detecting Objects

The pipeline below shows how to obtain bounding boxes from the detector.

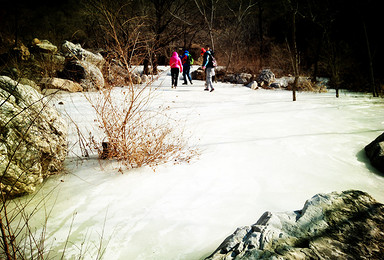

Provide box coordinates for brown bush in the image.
[87,84,198,170]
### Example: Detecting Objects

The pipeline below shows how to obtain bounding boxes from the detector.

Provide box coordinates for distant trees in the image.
[0,0,383,95]
[218,0,257,73]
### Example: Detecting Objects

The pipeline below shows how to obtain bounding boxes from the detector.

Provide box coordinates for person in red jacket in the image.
[169,51,183,88]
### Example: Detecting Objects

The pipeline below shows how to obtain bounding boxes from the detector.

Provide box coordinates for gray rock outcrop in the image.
[61,41,105,90]
[223,73,253,85]
[205,190,384,260]
[0,76,67,198]
[365,132,384,173]
[256,69,275,88]
[62,41,105,69]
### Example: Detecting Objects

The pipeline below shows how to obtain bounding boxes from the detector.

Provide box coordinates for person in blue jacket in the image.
[181,50,193,85]
[202,45,215,92]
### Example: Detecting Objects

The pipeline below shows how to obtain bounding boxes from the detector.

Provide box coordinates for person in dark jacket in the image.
[181,50,193,85]
[202,45,215,92]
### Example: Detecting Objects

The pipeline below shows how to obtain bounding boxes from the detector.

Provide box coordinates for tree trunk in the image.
[363,21,377,97]
[312,33,323,83]
[293,76,298,101]
[291,9,299,101]
[14,9,18,47]
[258,2,264,67]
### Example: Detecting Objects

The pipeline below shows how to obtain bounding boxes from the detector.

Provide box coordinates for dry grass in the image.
[86,82,198,170]
[286,77,328,93]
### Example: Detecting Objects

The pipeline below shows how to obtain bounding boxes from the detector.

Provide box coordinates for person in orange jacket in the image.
[169,51,183,88]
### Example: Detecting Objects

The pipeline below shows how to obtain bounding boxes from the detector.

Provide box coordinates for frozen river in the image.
[11,68,384,259]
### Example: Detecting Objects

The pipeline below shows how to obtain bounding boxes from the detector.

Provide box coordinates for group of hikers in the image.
[169,45,216,92]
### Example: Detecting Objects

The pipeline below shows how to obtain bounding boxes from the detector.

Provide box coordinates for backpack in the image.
[182,54,194,65]
[208,53,217,67]
[212,56,217,67]
[188,54,194,65]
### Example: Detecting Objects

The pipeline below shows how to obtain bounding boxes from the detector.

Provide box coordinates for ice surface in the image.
[10,66,384,259]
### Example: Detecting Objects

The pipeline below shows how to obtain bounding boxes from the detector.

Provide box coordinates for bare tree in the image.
[363,22,377,97]
[194,0,220,50]
[221,0,257,73]
[285,0,300,101]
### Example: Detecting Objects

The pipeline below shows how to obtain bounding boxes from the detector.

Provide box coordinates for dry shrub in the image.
[287,77,328,92]
[87,83,197,170]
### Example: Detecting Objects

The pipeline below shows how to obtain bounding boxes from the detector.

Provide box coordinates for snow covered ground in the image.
[12,66,384,259]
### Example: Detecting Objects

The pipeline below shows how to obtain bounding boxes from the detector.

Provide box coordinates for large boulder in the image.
[61,60,104,90]
[0,76,67,198]
[365,132,384,173]
[206,190,384,260]
[256,69,275,88]
[62,41,105,70]
[61,41,105,90]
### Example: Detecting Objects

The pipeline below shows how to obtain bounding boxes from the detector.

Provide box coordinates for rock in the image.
[132,74,141,84]
[31,38,41,45]
[192,68,205,80]
[0,76,67,198]
[38,53,66,65]
[247,81,259,90]
[12,43,30,60]
[19,78,39,92]
[275,76,294,88]
[141,74,149,84]
[365,132,384,173]
[237,73,252,85]
[61,60,104,90]
[256,69,275,88]
[213,66,226,81]
[62,41,105,70]
[33,39,58,54]
[222,73,236,83]
[40,77,83,92]
[205,190,384,260]
[104,59,126,87]
[60,41,105,90]
[270,82,280,88]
